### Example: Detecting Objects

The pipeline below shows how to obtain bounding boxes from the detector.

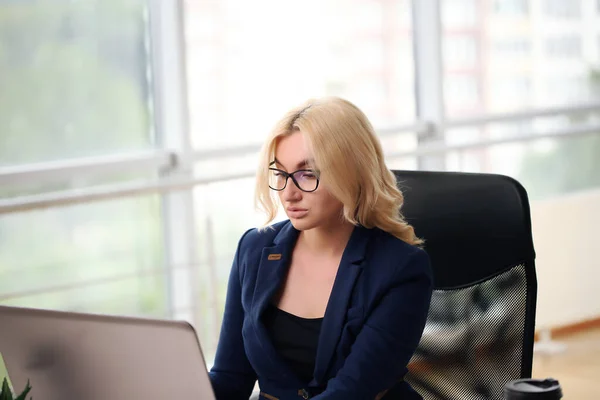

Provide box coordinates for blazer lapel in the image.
[312,225,370,384]
[251,221,299,319]
[250,222,303,382]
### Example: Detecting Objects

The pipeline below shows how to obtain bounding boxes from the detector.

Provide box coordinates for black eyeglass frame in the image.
[268,167,320,193]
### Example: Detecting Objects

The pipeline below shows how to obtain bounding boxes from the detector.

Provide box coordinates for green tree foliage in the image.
[0,1,165,318]
[0,1,152,166]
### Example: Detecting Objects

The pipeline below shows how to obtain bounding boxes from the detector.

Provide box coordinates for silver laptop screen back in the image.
[0,306,215,400]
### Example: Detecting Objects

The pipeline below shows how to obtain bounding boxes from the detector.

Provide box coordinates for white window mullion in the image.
[148,0,199,323]
[412,0,447,170]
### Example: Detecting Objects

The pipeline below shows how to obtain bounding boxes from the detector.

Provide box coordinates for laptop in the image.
[0,305,216,400]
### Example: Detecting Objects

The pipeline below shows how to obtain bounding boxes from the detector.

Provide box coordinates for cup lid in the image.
[504,378,562,399]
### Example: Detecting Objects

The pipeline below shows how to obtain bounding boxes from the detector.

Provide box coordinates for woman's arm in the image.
[314,249,433,400]
[209,229,257,400]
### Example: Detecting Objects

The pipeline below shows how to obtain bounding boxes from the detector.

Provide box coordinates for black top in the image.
[263,303,323,383]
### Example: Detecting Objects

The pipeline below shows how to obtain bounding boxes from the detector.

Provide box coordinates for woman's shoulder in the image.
[237,220,291,249]
[369,226,426,256]
[367,227,431,278]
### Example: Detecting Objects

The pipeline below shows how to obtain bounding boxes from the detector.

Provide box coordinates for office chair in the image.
[395,170,537,400]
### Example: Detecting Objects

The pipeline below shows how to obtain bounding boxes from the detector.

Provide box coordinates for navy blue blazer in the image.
[209,220,433,400]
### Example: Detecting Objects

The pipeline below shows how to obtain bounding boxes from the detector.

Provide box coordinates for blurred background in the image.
[0,0,598,376]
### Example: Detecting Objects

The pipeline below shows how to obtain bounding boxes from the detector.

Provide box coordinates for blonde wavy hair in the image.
[255,97,422,246]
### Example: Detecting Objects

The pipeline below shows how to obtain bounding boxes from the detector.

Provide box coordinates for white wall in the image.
[531,188,600,329]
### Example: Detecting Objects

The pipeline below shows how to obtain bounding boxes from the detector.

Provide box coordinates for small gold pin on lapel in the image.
[268,253,282,261]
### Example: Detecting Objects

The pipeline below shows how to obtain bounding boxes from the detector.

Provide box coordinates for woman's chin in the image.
[288,217,314,231]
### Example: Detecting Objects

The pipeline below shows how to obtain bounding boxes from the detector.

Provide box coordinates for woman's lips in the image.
[286,208,308,218]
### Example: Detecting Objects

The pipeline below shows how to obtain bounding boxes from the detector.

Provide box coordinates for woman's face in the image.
[273,131,345,231]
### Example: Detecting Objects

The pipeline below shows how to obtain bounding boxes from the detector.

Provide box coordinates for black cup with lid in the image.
[504,378,563,399]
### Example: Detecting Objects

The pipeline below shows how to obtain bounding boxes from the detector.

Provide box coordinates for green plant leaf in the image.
[13,380,31,400]
[0,377,13,400]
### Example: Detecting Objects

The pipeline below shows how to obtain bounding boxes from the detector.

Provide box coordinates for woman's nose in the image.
[281,178,302,200]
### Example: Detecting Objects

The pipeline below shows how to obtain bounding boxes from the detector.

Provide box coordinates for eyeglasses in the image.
[268,168,320,192]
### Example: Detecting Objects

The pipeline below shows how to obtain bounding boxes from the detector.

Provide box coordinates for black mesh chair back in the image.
[394,170,537,400]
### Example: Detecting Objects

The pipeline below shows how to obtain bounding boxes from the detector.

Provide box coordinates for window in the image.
[544,76,588,102]
[491,77,533,101]
[443,0,477,27]
[545,36,582,59]
[543,0,581,19]
[0,0,169,334]
[353,1,383,31]
[0,1,153,167]
[0,196,166,317]
[443,0,594,115]
[184,0,416,149]
[445,35,478,68]
[493,0,529,15]
[353,41,385,70]
[445,75,480,106]
[493,38,532,57]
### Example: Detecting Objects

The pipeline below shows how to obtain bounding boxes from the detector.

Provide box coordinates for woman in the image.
[209,97,433,399]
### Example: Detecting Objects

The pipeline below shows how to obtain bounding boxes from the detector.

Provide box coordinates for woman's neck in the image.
[297,220,355,257]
